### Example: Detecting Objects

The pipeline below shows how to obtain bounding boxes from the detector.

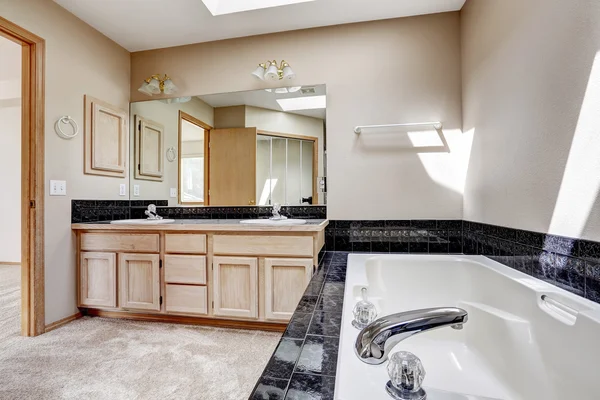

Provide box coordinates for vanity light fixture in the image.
[264,86,302,94]
[138,74,178,96]
[252,60,296,81]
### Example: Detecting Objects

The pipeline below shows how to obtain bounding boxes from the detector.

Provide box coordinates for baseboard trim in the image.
[45,312,83,333]
[0,261,20,265]
[83,309,287,332]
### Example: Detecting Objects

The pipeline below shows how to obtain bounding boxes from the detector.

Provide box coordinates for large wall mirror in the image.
[129,84,326,206]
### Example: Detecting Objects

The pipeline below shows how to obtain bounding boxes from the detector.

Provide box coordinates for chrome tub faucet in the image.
[355,307,468,365]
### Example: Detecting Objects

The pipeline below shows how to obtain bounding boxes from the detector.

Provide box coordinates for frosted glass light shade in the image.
[264,63,279,81]
[162,78,178,95]
[282,65,295,80]
[146,78,161,94]
[138,82,154,96]
[252,65,266,80]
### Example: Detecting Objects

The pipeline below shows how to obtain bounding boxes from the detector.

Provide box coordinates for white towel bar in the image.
[354,121,442,134]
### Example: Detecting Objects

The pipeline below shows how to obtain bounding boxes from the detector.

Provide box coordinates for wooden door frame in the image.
[0,17,46,336]
[178,111,212,205]
[256,129,319,203]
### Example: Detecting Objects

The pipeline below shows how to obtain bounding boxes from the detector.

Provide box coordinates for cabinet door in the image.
[212,256,258,319]
[119,253,160,311]
[265,258,313,321]
[80,252,117,308]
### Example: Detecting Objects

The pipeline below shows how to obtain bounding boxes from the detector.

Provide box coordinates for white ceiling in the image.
[198,84,327,119]
[53,0,466,52]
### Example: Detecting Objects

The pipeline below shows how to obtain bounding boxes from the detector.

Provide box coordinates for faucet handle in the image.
[352,287,377,329]
[386,352,426,400]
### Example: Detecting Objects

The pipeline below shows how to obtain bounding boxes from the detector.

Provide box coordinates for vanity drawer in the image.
[213,235,313,257]
[164,255,206,285]
[165,284,208,315]
[80,233,159,252]
[165,234,207,254]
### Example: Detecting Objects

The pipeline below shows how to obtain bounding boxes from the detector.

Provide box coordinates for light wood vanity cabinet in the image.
[119,253,161,311]
[212,256,259,319]
[73,221,327,330]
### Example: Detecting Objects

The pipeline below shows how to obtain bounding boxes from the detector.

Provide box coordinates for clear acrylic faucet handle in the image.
[386,351,426,400]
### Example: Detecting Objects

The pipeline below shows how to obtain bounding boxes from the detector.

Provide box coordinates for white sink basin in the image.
[239,219,307,226]
[110,219,175,225]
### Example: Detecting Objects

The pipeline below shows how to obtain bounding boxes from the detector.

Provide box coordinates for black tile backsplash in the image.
[71,200,326,223]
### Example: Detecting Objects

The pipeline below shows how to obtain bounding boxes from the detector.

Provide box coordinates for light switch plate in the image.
[119,184,127,196]
[170,188,177,198]
[50,180,66,196]
[133,185,140,197]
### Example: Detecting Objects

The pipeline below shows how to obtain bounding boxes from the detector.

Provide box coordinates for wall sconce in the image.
[138,74,178,96]
[252,60,295,81]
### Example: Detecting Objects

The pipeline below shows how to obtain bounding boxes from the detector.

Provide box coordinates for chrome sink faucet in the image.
[145,204,163,220]
[271,203,286,220]
[355,307,468,365]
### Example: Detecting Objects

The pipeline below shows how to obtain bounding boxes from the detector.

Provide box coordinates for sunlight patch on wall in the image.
[409,128,474,195]
[549,52,600,238]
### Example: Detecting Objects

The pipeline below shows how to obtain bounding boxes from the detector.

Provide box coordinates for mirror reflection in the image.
[129,85,326,206]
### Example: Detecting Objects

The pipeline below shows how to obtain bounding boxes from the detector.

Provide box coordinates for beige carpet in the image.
[0,265,281,400]
[0,264,20,342]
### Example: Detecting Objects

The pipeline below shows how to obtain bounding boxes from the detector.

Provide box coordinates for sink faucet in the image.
[271,203,286,220]
[145,204,163,220]
[355,307,468,365]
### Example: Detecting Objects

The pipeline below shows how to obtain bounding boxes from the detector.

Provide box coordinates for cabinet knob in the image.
[248,200,256,205]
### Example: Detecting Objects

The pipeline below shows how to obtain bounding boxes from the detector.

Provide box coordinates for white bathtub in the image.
[335,255,600,400]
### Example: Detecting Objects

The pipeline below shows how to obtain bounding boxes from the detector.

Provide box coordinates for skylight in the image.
[276,95,326,111]
[202,0,316,16]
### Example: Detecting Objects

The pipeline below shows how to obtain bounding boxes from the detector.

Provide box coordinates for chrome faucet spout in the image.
[355,307,468,365]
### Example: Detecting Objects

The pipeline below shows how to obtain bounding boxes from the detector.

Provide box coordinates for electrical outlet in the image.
[134,185,140,197]
[170,188,177,198]
[119,184,127,196]
[50,180,66,196]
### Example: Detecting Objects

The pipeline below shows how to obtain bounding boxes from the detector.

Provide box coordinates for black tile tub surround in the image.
[71,200,326,223]
[463,220,600,303]
[325,219,463,254]
[250,251,345,400]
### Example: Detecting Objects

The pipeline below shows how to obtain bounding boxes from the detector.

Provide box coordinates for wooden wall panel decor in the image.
[0,16,46,336]
[135,115,164,181]
[84,95,128,177]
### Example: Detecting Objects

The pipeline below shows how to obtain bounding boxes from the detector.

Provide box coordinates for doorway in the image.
[0,17,46,337]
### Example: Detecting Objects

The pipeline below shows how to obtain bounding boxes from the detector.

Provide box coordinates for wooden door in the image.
[208,128,257,205]
[119,253,161,311]
[79,252,117,308]
[212,256,258,319]
[135,116,164,181]
[264,258,313,321]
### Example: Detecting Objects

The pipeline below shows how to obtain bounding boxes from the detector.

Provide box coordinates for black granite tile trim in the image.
[250,251,343,400]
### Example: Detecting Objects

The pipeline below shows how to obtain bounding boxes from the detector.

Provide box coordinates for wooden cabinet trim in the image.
[165,233,207,254]
[81,233,159,253]
[118,253,161,311]
[212,256,258,319]
[213,235,313,257]
[79,252,117,308]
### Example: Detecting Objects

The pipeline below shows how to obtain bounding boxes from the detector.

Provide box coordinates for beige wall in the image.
[131,13,466,220]
[130,97,213,205]
[0,0,131,324]
[0,36,21,263]
[461,0,600,241]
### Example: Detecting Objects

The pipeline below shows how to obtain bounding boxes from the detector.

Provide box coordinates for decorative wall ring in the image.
[55,116,79,139]
[166,147,177,162]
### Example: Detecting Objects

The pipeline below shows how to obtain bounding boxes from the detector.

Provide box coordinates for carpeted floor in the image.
[0,264,281,400]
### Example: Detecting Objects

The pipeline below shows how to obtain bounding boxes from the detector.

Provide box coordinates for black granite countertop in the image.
[250,251,347,400]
